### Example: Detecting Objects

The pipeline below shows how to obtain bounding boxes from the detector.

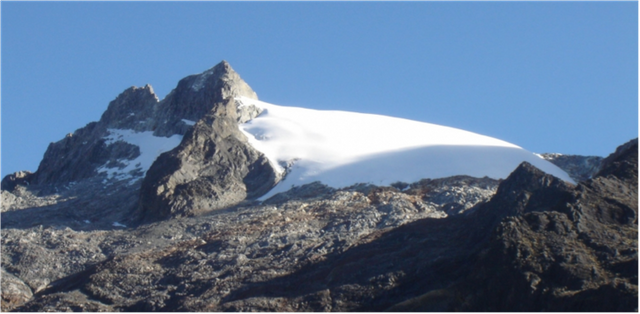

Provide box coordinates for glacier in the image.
[236,96,575,200]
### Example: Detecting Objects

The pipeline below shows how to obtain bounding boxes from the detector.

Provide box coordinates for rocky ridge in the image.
[2,173,499,311]
[138,97,279,221]
[2,139,635,311]
[1,61,636,311]
[538,153,603,182]
[3,61,279,222]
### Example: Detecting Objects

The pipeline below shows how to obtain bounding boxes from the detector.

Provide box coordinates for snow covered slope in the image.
[97,129,183,182]
[236,96,575,199]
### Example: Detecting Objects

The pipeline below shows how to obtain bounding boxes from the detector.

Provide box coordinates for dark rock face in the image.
[538,153,603,182]
[98,84,159,131]
[6,60,277,222]
[1,139,635,312]
[0,171,35,192]
[595,138,638,181]
[32,85,159,186]
[23,61,261,189]
[389,138,638,311]
[150,60,258,137]
[1,59,635,311]
[139,97,279,221]
[1,269,33,311]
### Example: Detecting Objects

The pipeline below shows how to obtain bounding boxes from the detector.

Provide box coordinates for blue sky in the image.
[1,1,637,178]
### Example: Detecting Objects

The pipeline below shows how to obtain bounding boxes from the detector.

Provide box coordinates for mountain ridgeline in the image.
[1,61,637,311]
[3,61,278,222]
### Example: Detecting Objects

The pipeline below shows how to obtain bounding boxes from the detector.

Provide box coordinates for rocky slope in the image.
[390,139,638,311]
[2,61,278,222]
[2,173,499,311]
[3,139,635,311]
[1,61,636,311]
[538,153,603,182]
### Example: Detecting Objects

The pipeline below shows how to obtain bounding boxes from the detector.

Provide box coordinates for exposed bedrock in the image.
[32,85,158,186]
[388,138,638,311]
[22,61,260,188]
[139,97,279,221]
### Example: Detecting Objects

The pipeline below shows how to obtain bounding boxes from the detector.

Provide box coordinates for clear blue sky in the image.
[2,1,637,178]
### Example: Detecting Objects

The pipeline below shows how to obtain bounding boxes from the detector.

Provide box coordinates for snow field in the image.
[236,96,575,200]
[97,129,183,181]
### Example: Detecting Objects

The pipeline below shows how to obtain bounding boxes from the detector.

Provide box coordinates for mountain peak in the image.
[217,59,231,70]
[595,138,638,183]
[186,61,257,100]
[26,62,261,185]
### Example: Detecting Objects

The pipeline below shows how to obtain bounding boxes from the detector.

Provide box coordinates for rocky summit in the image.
[1,61,637,311]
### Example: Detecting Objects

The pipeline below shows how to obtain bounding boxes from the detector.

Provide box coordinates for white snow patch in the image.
[182,119,196,126]
[112,222,126,228]
[97,129,183,181]
[236,96,576,200]
[542,153,563,161]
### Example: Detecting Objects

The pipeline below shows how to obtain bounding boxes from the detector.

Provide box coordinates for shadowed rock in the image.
[136,61,278,221]
[1,171,35,192]
[18,61,262,188]
[538,153,603,182]
[150,60,258,137]
[139,97,279,221]
[3,137,635,311]
[1,268,33,311]
[388,138,638,311]
[1,58,635,311]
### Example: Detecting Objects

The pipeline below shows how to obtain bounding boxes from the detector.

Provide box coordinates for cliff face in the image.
[2,139,635,312]
[134,61,277,221]
[6,61,278,222]
[538,153,603,182]
[389,139,638,312]
[1,60,636,311]
[139,97,279,221]
[32,85,159,186]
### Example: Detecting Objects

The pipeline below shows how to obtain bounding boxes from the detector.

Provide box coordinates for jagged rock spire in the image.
[27,61,267,187]
[150,60,258,137]
[188,61,257,99]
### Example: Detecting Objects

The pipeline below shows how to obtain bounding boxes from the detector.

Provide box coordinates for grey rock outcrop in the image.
[139,97,279,221]
[1,59,635,311]
[32,85,159,186]
[98,84,159,131]
[235,98,264,124]
[595,138,638,181]
[1,269,33,311]
[0,171,35,192]
[388,138,638,311]
[5,60,277,222]
[135,61,279,221]
[149,60,258,137]
[25,61,262,189]
[538,153,603,182]
[2,138,635,312]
